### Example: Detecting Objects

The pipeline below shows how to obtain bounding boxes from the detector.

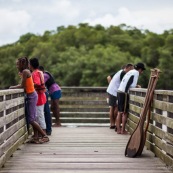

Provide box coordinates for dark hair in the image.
[29,58,39,69]
[17,57,29,72]
[125,63,133,68]
[121,65,126,69]
[134,62,146,70]
[38,66,44,72]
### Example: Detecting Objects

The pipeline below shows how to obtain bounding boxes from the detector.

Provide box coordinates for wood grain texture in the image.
[0,127,172,173]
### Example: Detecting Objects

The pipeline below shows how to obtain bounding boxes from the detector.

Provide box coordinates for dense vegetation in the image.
[0,23,173,89]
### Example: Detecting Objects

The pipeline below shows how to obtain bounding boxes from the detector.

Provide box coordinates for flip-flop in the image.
[28,138,43,144]
[42,136,49,143]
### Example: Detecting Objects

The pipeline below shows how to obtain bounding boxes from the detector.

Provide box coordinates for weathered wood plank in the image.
[0,125,27,157]
[153,100,173,113]
[148,123,173,144]
[146,132,173,157]
[129,95,145,104]
[0,108,24,129]
[146,140,173,167]
[0,127,172,173]
[0,119,26,144]
[5,98,24,110]
[151,112,173,130]
[0,132,27,168]
[0,89,24,96]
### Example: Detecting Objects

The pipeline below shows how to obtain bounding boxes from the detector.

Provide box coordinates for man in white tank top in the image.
[106,64,134,130]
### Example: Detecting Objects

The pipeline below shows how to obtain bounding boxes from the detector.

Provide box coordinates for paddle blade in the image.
[125,126,142,157]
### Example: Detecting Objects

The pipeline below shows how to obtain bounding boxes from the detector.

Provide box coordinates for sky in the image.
[0,0,173,46]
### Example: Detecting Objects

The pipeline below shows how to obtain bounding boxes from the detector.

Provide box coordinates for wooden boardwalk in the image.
[0,127,172,173]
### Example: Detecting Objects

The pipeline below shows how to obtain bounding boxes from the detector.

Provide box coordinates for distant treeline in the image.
[0,23,173,89]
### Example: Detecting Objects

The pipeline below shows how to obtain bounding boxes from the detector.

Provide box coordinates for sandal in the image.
[42,136,49,143]
[28,138,43,144]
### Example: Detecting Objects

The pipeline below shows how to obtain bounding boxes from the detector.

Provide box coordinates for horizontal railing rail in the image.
[58,86,109,126]
[1,87,173,168]
[127,88,173,167]
[0,89,28,168]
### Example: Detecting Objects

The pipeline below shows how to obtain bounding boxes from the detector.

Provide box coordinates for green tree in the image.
[0,23,173,89]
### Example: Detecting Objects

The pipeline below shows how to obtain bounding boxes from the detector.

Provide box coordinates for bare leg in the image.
[113,106,118,127]
[33,128,38,138]
[121,113,128,134]
[116,112,122,134]
[30,121,47,137]
[29,121,49,143]
[51,99,61,126]
[109,106,115,128]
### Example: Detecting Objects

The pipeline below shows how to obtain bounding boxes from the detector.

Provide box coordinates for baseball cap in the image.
[134,63,146,70]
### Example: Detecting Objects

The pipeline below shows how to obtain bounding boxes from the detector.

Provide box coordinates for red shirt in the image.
[32,69,46,106]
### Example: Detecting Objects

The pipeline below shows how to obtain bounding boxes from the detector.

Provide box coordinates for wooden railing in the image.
[59,86,109,126]
[0,89,28,168]
[0,87,173,168]
[127,88,173,167]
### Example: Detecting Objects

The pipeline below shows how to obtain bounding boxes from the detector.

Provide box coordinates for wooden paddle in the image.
[125,69,155,157]
[136,69,161,156]
[136,104,151,156]
[125,69,160,157]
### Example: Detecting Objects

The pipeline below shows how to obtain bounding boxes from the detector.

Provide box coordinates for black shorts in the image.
[108,94,117,107]
[117,92,129,113]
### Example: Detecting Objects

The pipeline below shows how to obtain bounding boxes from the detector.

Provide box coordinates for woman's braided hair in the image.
[17,57,29,72]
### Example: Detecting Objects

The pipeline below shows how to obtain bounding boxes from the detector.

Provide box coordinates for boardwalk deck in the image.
[0,127,172,173]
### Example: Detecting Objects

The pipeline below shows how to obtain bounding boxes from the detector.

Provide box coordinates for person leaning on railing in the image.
[38,65,62,128]
[106,63,134,131]
[116,62,146,134]
[9,57,49,144]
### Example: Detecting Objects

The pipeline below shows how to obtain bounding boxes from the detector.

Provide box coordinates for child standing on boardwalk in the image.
[9,57,49,144]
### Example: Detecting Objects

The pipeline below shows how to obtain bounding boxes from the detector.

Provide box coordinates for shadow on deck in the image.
[0,127,172,173]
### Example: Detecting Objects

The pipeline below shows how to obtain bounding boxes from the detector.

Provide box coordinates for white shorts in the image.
[36,105,46,129]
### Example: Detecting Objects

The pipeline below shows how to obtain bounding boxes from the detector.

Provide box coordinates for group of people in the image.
[107,62,146,134]
[9,57,61,144]
[9,56,145,141]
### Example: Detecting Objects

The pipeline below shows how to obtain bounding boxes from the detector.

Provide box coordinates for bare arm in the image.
[107,76,112,84]
[136,84,141,88]
[9,70,30,89]
[9,84,21,89]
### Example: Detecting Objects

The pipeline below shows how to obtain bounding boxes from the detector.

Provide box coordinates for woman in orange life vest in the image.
[9,57,49,144]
